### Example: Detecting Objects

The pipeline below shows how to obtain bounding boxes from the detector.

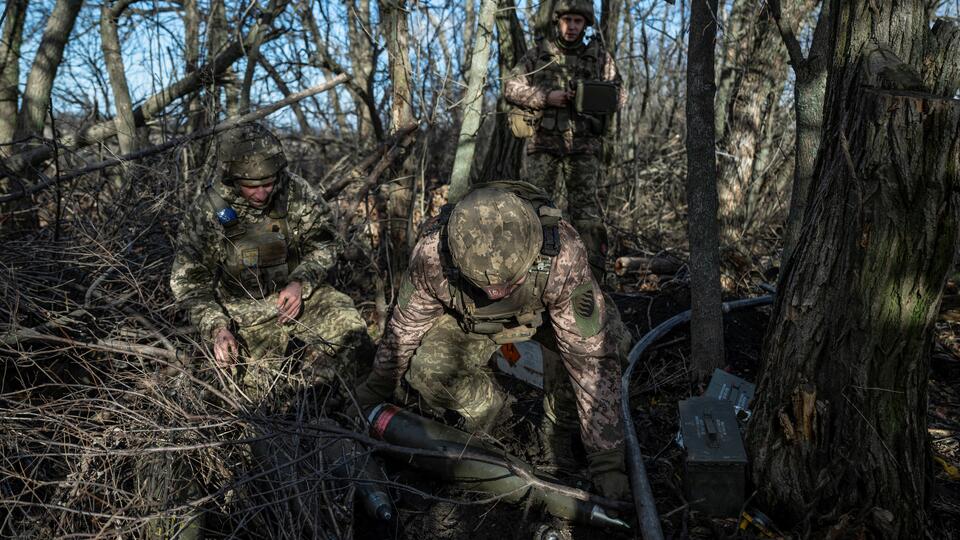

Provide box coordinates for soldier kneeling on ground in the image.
[355,181,632,503]
[170,122,372,407]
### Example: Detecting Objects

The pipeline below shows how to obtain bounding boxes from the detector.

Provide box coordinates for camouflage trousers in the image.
[404,297,630,443]
[223,286,371,405]
[525,152,608,279]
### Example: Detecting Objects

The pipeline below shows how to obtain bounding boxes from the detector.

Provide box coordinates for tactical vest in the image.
[531,38,606,136]
[439,181,562,344]
[205,184,300,300]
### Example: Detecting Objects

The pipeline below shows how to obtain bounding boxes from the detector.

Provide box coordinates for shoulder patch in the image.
[571,282,601,338]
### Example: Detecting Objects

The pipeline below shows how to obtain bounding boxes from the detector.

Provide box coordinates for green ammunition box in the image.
[574,80,619,115]
[705,368,756,420]
[678,397,747,517]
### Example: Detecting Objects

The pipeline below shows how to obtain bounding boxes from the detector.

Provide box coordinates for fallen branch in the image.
[0,74,349,203]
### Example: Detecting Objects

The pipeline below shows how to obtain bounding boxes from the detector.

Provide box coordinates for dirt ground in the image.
[353,279,960,540]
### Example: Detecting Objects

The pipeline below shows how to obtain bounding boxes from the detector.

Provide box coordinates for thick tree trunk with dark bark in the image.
[685,0,725,378]
[747,5,960,537]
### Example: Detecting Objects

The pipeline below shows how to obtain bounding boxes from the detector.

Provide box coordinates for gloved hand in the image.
[587,448,631,502]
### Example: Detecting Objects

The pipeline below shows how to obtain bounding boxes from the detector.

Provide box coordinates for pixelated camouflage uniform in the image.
[359,189,629,464]
[504,36,625,276]
[170,172,370,404]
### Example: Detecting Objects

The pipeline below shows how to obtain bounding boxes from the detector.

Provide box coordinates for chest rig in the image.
[205,185,300,299]
[439,181,562,344]
[533,38,604,135]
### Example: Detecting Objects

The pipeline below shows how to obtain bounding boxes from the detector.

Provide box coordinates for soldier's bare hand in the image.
[213,327,238,367]
[546,89,569,107]
[277,281,303,324]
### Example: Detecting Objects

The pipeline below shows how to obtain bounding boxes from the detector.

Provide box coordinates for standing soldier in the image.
[504,0,625,279]
[170,122,371,406]
[355,182,631,503]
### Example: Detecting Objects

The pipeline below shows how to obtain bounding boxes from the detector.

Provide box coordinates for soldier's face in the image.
[238,180,276,208]
[558,14,586,42]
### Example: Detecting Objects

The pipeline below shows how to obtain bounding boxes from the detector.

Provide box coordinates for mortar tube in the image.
[367,404,630,531]
[621,294,774,540]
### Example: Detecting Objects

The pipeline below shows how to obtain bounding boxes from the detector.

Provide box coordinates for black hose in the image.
[620,294,774,540]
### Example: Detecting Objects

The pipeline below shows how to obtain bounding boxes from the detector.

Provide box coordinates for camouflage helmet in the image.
[553,0,595,26]
[219,123,287,186]
[447,188,543,290]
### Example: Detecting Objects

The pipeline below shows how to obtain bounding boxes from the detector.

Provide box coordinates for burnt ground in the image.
[355,281,960,540]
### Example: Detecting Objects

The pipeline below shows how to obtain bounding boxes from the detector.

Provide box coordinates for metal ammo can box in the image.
[678,396,747,517]
[704,368,756,420]
[574,80,619,115]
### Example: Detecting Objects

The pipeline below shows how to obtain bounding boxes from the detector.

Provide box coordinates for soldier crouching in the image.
[355,181,632,503]
[170,122,372,408]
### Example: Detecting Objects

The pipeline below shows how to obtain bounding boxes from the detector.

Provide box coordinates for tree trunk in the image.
[477,0,526,184]
[533,0,558,41]
[15,0,83,141]
[599,0,622,55]
[461,0,476,82]
[685,0,725,378]
[714,0,816,241]
[777,0,832,270]
[377,0,416,265]
[379,0,415,131]
[182,0,201,135]
[448,0,497,203]
[747,7,960,537]
[100,0,141,154]
[0,0,28,145]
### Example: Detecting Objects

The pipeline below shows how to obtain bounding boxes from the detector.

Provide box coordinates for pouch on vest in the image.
[222,229,290,299]
[508,106,541,139]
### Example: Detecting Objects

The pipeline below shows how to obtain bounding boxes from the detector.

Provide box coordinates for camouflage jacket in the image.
[170,173,336,341]
[504,37,625,155]
[368,220,624,453]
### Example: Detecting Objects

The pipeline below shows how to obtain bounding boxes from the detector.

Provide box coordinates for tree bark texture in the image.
[714,0,817,240]
[534,0,558,41]
[377,0,417,266]
[379,0,415,132]
[448,0,497,203]
[182,0,202,135]
[775,0,832,270]
[0,0,28,145]
[100,0,141,154]
[599,0,622,55]
[747,6,960,537]
[477,0,526,184]
[15,0,83,141]
[685,0,725,378]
